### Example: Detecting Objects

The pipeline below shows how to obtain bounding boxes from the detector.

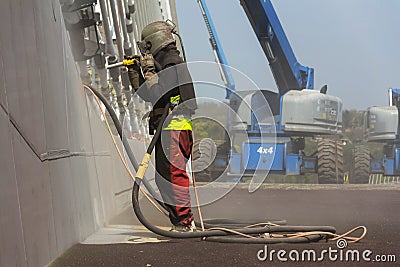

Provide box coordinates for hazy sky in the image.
[175,0,400,110]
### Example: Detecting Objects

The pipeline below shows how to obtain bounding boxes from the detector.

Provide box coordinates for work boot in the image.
[170,221,197,232]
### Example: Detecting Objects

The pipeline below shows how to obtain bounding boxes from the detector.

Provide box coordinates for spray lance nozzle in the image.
[123,55,142,91]
[106,40,153,72]
[106,54,141,69]
[105,54,142,92]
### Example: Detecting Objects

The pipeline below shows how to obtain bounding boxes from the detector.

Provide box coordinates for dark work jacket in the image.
[137,44,197,113]
[136,44,197,133]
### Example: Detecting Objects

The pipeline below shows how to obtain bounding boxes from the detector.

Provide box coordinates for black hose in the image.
[145,103,170,155]
[132,180,335,241]
[85,83,337,243]
[204,235,325,244]
[200,218,287,227]
[172,31,187,62]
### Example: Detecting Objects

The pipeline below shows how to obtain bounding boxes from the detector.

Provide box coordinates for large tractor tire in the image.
[349,145,371,184]
[317,139,344,184]
[192,138,217,182]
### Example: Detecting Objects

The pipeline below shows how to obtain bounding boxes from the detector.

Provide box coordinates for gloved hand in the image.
[141,53,158,88]
[124,55,141,90]
[140,53,156,73]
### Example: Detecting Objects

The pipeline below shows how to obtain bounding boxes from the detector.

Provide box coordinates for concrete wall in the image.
[0,0,160,266]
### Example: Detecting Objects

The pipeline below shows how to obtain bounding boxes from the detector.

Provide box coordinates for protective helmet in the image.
[140,21,175,55]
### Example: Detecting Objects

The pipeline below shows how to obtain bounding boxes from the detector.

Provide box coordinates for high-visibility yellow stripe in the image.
[163,118,192,131]
[170,95,180,103]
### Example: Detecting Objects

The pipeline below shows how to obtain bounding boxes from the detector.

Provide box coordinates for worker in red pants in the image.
[155,128,194,229]
[133,21,197,232]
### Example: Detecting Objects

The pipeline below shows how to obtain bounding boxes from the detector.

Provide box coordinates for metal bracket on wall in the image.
[1,102,110,162]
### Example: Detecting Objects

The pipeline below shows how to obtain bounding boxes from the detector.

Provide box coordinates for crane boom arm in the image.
[240,0,314,96]
[198,0,236,99]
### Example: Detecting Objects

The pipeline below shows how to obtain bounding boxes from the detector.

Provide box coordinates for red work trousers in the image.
[155,129,194,226]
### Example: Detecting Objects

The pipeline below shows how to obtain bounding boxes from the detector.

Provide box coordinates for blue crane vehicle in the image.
[194,0,343,183]
[351,88,400,183]
[193,0,343,183]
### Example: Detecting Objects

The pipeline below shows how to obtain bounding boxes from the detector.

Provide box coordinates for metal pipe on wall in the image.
[125,0,138,55]
[115,0,133,106]
[99,0,116,56]
[99,0,120,106]
[108,0,124,60]
[117,0,132,56]
[108,0,125,112]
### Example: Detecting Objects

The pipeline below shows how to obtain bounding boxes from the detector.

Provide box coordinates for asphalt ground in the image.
[49,183,400,266]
